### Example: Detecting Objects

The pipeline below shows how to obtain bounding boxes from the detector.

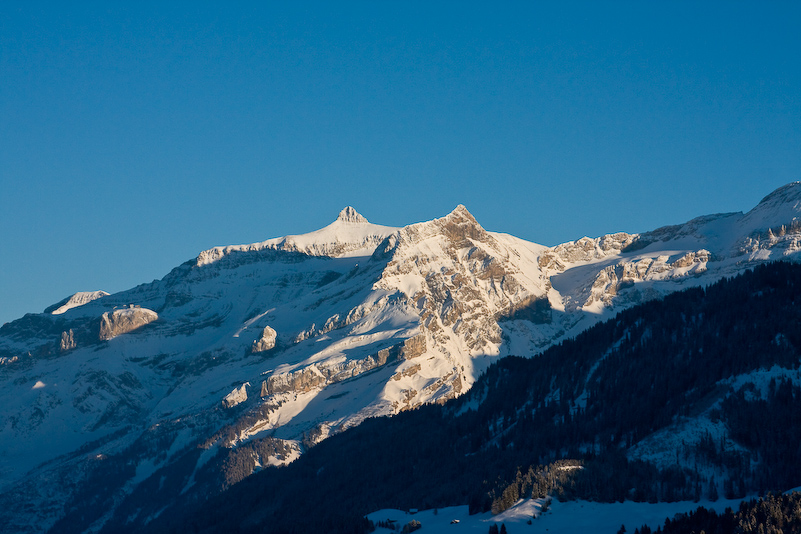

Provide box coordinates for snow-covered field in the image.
[368,495,747,534]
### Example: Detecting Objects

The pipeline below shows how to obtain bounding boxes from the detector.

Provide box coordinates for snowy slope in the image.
[1,185,801,532]
[368,495,748,534]
[197,206,399,264]
[46,290,109,315]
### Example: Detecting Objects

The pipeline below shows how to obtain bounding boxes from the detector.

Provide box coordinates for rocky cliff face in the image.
[251,325,277,353]
[59,329,76,352]
[264,334,426,395]
[98,306,159,340]
[573,249,712,309]
[368,205,551,403]
[539,232,639,270]
[223,383,250,408]
[1,188,801,533]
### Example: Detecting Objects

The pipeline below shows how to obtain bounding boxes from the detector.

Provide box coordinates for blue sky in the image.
[1,2,800,325]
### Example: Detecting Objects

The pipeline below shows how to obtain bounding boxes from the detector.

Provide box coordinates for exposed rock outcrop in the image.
[266,334,427,395]
[223,383,250,408]
[539,233,638,271]
[582,250,711,308]
[98,306,158,340]
[251,326,277,353]
[392,362,422,381]
[59,329,76,352]
[736,219,801,257]
[266,365,327,395]
[374,206,550,356]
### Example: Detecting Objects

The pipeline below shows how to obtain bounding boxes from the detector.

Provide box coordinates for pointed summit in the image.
[444,204,477,224]
[438,204,490,247]
[337,207,369,224]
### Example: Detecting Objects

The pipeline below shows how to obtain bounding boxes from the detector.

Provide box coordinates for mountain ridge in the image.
[1,183,801,533]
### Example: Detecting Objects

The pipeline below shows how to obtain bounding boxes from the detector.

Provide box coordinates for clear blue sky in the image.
[1,2,800,325]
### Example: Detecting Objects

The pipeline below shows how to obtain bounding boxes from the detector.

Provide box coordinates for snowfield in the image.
[368,495,749,534]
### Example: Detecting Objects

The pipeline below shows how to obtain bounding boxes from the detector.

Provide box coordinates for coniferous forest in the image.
[96,262,801,534]
[628,491,801,534]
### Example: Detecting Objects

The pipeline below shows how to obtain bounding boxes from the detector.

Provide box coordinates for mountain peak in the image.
[444,204,477,224]
[436,204,492,248]
[754,182,801,208]
[196,207,396,266]
[740,181,801,233]
[336,207,369,224]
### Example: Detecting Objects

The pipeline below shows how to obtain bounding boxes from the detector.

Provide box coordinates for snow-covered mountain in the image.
[2,185,801,533]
